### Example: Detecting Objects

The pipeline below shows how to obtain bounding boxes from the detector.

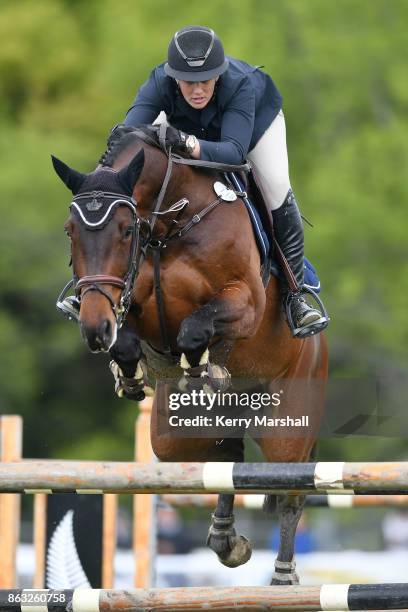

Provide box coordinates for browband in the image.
[70,191,137,229]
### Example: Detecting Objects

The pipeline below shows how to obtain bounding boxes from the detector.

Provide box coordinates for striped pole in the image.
[1,584,408,611]
[162,492,408,509]
[0,461,408,494]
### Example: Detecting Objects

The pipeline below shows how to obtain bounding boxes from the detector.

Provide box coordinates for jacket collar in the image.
[176,91,218,128]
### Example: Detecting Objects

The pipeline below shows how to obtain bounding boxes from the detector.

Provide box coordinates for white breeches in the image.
[247,109,291,211]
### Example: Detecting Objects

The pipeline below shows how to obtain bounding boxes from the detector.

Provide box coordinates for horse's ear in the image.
[51,155,86,195]
[117,149,145,195]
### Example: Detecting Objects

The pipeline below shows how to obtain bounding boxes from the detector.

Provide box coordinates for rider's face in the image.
[177,78,218,109]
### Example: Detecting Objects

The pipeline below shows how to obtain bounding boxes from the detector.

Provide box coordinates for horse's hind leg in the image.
[207,493,252,567]
[268,493,306,585]
[206,438,252,568]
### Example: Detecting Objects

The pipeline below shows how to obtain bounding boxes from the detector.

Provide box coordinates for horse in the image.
[52,125,328,585]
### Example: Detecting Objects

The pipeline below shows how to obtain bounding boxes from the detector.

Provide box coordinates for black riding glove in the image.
[165,126,188,151]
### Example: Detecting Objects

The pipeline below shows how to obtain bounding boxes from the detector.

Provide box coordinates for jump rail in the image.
[2,584,408,611]
[162,492,408,509]
[0,461,408,494]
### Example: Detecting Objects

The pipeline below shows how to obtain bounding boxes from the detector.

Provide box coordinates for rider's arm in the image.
[199,77,255,165]
[124,70,163,126]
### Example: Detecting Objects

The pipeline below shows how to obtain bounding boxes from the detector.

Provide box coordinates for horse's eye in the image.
[64,221,73,238]
[124,226,134,238]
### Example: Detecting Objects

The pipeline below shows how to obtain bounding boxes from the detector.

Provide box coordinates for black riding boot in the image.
[272,189,329,337]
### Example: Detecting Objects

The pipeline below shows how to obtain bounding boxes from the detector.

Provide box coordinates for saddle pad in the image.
[228,172,270,263]
[227,173,321,293]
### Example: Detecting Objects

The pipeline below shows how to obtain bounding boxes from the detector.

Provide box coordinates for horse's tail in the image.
[263,442,319,514]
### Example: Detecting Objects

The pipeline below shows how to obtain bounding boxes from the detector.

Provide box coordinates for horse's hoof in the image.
[131,390,147,401]
[178,374,203,393]
[207,513,251,568]
[271,571,300,585]
[207,535,252,567]
[214,535,252,568]
[206,363,231,393]
[178,365,231,394]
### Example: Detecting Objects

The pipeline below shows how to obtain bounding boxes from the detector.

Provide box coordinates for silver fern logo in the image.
[46,509,91,588]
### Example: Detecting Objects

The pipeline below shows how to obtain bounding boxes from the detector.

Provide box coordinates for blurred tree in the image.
[0,0,406,461]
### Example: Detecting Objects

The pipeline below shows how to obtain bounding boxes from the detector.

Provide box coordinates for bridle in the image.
[58,191,145,328]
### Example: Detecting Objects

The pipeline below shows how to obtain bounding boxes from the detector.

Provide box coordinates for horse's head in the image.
[52,150,145,352]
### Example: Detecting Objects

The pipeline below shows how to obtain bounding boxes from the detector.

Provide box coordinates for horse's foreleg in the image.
[177,283,261,388]
[109,324,147,401]
[270,494,306,585]
[177,299,221,385]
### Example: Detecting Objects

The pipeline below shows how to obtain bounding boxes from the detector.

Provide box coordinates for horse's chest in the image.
[132,260,210,340]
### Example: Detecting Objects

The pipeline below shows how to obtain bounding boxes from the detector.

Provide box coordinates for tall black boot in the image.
[272,189,329,337]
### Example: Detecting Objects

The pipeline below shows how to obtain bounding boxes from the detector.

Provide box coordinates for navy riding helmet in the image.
[164,25,229,81]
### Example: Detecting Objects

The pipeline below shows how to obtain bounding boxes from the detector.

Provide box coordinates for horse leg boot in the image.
[206,439,252,568]
[178,347,230,393]
[109,324,148,401]
[269,493,306,585]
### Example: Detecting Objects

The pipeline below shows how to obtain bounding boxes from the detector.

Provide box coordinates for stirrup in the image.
[285,286,329,338]
[56,280,80,322]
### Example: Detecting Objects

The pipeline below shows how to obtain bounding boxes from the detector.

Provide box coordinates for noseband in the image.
[67,191,142,327]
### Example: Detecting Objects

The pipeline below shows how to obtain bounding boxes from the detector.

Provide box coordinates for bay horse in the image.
[53,125,328,585]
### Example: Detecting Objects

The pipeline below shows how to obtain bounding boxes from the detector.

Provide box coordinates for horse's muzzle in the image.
[80,318,117,353]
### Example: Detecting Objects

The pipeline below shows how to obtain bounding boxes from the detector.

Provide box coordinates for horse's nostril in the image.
[80,318,115,353]
[102,319,111,339]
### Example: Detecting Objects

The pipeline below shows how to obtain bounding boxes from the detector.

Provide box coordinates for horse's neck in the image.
[112,141,177,206]
[113,140,213,225]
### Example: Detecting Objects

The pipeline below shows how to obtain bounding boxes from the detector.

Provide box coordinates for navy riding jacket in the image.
[124,57,282,165]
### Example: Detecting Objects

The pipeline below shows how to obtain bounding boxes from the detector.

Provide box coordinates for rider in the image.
[59,25,328,337]
[124,25,328,336]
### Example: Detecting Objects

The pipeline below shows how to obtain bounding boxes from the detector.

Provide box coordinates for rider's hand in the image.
[165,126,188,150]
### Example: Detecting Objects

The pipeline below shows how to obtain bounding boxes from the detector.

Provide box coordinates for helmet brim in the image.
[164,59,229,82]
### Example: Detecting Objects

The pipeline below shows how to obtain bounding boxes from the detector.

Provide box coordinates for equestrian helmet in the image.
[164,25,229,81]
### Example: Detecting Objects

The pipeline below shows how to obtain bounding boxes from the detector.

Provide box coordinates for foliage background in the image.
[0,0,407,476]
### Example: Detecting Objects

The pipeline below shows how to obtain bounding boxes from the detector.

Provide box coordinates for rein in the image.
[137,147,232,354]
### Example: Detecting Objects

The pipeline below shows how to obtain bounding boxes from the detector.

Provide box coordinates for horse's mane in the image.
[98,124,161,167]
